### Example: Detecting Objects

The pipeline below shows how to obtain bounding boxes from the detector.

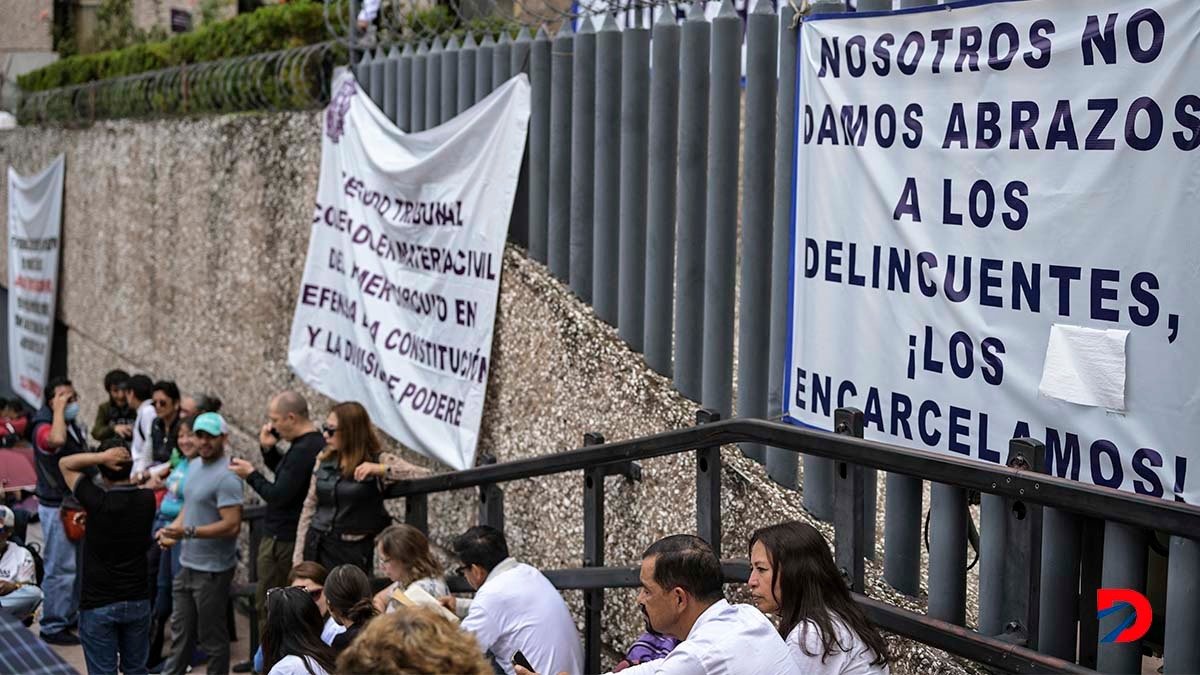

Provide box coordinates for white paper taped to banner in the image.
[7,155,65,409]
[288,71,530,471]
[787,0,1199,503]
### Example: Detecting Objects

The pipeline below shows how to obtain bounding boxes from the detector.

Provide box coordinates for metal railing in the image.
[384,412,1200,674]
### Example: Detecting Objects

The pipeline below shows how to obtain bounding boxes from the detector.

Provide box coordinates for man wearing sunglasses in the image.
[228,391,323,641]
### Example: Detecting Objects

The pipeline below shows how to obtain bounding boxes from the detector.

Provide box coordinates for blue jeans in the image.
[79,599,151,675]
[0,585,44,619]
[37,503,80,634]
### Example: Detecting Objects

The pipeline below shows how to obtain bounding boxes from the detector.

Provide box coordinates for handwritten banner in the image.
[7,155,64,408]
[787,0,1198,502]
[289,71,530,470]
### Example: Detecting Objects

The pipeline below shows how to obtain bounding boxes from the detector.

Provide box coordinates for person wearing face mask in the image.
[30,376,91,646]
[747,523,890,675]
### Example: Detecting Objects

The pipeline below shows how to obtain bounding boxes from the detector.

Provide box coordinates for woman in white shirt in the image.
[748,522,891,675]
[373,523,450,614]
[262,586,339,675]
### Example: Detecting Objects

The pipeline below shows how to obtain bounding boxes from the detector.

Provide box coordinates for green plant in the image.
[93,0,138,52]
[19,0,332,92]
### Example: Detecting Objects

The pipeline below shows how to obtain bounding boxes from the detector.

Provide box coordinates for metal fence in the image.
[348,1,1200,673]
[16,42,341,125]
[385,413,1200,674]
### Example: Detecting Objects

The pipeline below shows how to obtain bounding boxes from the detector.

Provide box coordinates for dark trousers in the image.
[255,536,295,629]
[163,567,235,675]
[303,529,375,576]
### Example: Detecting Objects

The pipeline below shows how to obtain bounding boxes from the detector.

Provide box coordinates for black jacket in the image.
[246,431,325,541]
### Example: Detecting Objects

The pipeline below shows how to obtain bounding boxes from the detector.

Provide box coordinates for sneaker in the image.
[40,630,80,646]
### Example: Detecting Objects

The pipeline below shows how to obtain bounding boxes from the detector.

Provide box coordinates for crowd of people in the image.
[0,368,893,675]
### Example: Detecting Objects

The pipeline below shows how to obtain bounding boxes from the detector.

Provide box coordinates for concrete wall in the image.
[0,112,978,674]
[0,0,55,53]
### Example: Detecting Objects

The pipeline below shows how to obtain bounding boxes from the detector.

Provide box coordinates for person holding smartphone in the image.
[228,391,325,636]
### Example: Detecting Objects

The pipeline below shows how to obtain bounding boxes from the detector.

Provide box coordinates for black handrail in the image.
[391,417,1200,540]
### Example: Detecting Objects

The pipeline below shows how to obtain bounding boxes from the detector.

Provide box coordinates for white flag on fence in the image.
[289,71,530,470]
[787,0,1200,503]
[7,155,64,409]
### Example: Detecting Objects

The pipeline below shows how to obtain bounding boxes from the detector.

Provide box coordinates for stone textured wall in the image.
[0,112,978,674]
[0,0,54,53]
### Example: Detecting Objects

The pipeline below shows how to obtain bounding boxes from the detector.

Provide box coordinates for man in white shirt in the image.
[126,374,157,478]
[0,506,43,621]
[440,526,583,675]
[611,535,797,675]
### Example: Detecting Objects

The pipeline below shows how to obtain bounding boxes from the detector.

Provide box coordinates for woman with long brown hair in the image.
[748,521,891,674]
[293,402,428,574]
[372,523,449,614]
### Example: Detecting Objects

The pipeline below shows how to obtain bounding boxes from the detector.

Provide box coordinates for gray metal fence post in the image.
[405,493,429,533]
[477,32,496,100]
[383,46,398,123]
[425,37,442,129]
[441,36,459,124]
[737,0,777,462]
[1164,536,1200,673]
[766,0,799,490]
[492,31,510,90]
[695,409,722,555]
[370,47,385,109]
[1038,508,1082,660]
[356,48,373,91]
[548,28,574,282]
[1097,523,1147,673]
[411,41,428,132]
[477,453,505,533]
[833,408,866,594]
[569,20,597,303]
[397,42,413,131]
[980,439,1045,647]
[582,432,606,675]
[884,473,922,595]
[673,3,709,403]
[509,29,532,248]
[617,22,650,351]
[643,9,680,377]
[928,482,968,625]
[458,33,477,113]
[593,15,622,326]
[700,0,741,419]
[798,0,843,523]
[528,27,552,264]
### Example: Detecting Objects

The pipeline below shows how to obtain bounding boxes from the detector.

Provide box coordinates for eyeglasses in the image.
[322,425,337,436]
[153,399,171,408]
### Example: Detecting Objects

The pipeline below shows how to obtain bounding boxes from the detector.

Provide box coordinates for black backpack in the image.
[22,541,45,586]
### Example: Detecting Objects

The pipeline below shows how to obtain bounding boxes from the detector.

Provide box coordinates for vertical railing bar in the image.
[695,409,722,555]
[582,432,606,675]
[569,19,597,303]
[547,27,575,282]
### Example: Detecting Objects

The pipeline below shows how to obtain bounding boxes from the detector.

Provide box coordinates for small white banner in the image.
[289,71,531,470]
[7,155,64,408]
[788,0,1199,503]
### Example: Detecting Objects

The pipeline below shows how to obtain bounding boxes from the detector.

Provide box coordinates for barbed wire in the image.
[325,0,696,48]
[17,42,341,127]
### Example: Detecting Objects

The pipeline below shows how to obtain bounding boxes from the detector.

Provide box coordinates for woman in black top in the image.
[323,565,378,654]
[293,401,428,575]
[262,586,338,675]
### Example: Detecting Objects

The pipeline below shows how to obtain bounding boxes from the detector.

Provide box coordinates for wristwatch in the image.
[184,526,197,539]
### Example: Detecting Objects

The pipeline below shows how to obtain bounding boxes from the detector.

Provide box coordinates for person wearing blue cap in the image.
[156,412,244,675]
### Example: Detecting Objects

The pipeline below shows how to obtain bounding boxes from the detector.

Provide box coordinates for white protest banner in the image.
[787,0,1199,502]
[7,155,64,408]
[289,71,530,470]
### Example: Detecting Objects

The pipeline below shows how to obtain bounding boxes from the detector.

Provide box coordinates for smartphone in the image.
[268,427,281,440]
[511,650,534,672]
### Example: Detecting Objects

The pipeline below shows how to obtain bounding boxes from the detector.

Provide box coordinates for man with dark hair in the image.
[615,535,796,674]
[157,412,243,675]
[92,369,134,443]
[60,440,157,675]
[150,381,183,466]
[441,525,582,675]
[229,390,323,633]
[30,376,89,645]
[126,374,156,477]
